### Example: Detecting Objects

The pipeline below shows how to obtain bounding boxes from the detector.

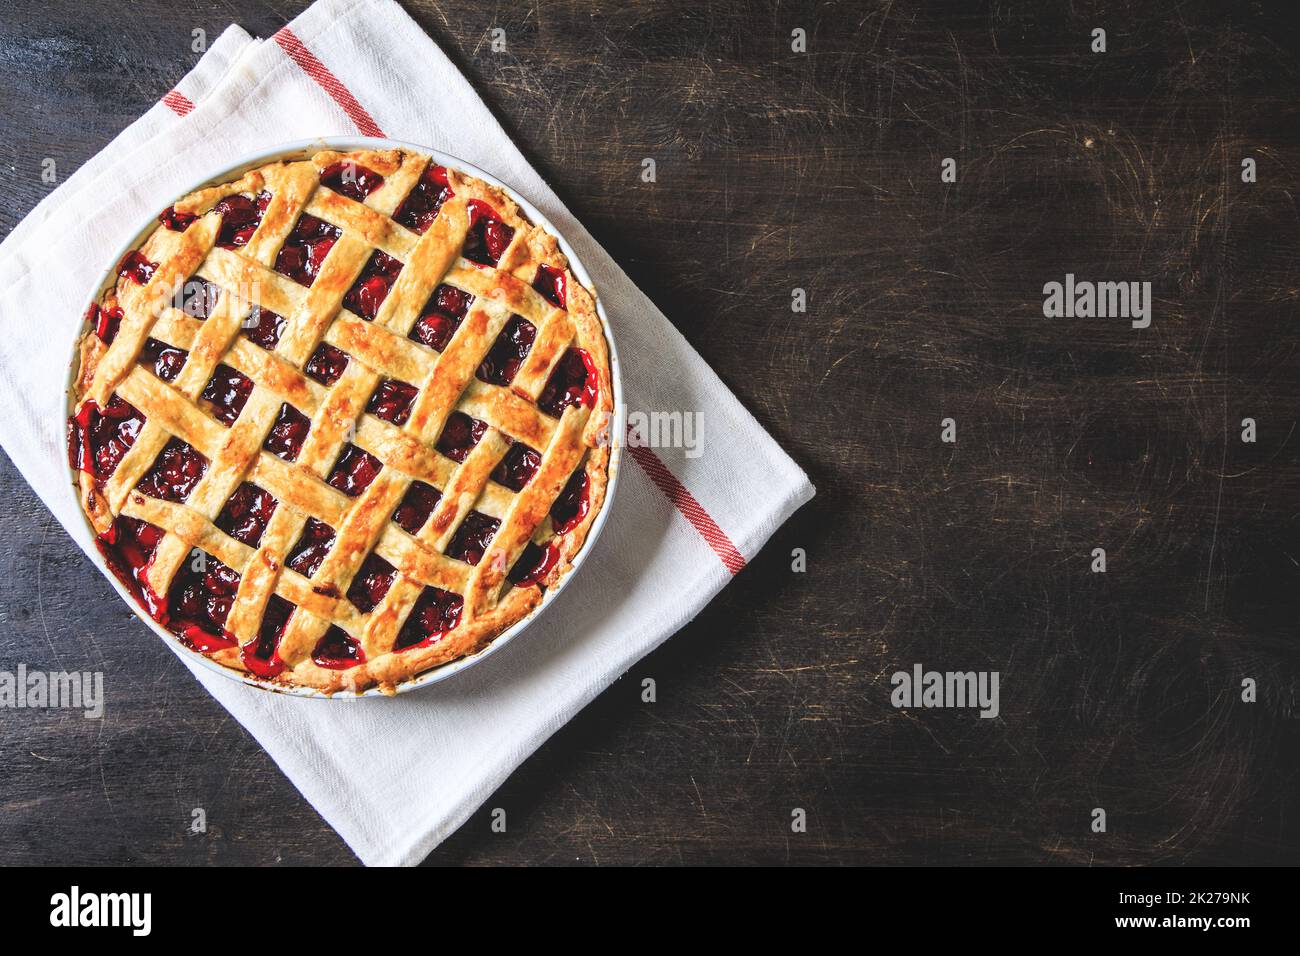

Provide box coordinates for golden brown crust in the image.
[68,148,615,695]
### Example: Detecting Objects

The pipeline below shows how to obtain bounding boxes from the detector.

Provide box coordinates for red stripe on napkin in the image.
[162,90,196,116]
[273,27,385,137]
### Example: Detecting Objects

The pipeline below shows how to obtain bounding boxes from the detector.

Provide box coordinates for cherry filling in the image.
[172,278,221,320]
[394,163,452,234]
[137,438,208,503]
[312,625,365,670]
[394,586,463,650]
[346,553,397,613]
[215,191,271,249]
[95,516,166,615]
[286,518,336,577]
[166,552,240,652]
[366,379,418,426]
[118,250,157,285]
[92,503,293,672]
[551,469,591,534]
[320,161,385,202]
[327,444,383,497]
[304,343,349,386]
[508,541,560,587]
[241,305,287,351]
[538,348,598,418]
[533,265,567,309]
[68,396,146,479]
[201,364,253,426]
[138,337,188,383]
[409,284,473,352]
[90,303,124,345]
[215,482,278,547]
[159,206,197,231]
[491,442,541,491]
[344,251,403,320]
[436,412,487,463]
[263,403,310,462]
[392,480,441,534]
[463,201,514,266]
[275,213,342,286]
[242,594,294,679]
[477,315,536,386]
[446,510,500,566]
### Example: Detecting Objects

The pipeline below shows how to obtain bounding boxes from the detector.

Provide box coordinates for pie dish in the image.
[66,140,617,695]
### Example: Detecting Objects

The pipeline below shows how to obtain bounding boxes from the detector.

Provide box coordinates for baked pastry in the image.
[67,147,614,694]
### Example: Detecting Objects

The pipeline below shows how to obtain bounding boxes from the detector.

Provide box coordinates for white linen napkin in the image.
[0,0,813,865]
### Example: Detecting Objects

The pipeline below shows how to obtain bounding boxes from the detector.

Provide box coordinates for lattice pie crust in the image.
[67,148,613,694]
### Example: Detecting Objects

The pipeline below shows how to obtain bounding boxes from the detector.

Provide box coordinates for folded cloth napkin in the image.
[0,0,814,865]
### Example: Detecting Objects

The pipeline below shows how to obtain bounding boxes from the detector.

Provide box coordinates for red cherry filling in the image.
[551,469,590,535]
[312,625,366,670]
[159,206,197,231]
[538,348,598,418]
[173,278,221,320]
[509,541,560,587]
[137,438,208,503]
[366,378,418,426]
[94,514,294,668]
[394,163,452,234]
[215,482,278,547]
[90,303,124,344]
[117,250,157,285]
[327,443,383,497]
[138,337,188,383]
[241,305,287,350]
[343,251,403,320]
[477,315,536,386]
[242,594,294,679]
[346,553,397,613]
[320,161,385,202]
[409,284,473,351]
[286,518,336,577]
[446,510,500,566]
[95,515,166,614]
[533,265,567,309]
[435,412,487,463]
[263,403,311,462]
[275,213,342,286]
[304,342,350,386]
[463,201,514,266]
[215,191,271,249]
[491,442,541,491]
[166,552,240,652]
[68,396,146,479]
[394,586,463,650]
[201,364,253,426]
[392,480,441,534]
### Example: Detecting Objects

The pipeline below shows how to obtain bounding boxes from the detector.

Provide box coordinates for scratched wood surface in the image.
[1,0,1298,866]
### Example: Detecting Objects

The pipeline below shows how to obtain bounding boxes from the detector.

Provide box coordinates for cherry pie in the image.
[67,147,614,694]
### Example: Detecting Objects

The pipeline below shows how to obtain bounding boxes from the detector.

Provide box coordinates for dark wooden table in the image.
[1,0,1297,866]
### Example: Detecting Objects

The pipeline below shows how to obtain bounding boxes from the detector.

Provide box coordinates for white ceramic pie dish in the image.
[63,135,624,699]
